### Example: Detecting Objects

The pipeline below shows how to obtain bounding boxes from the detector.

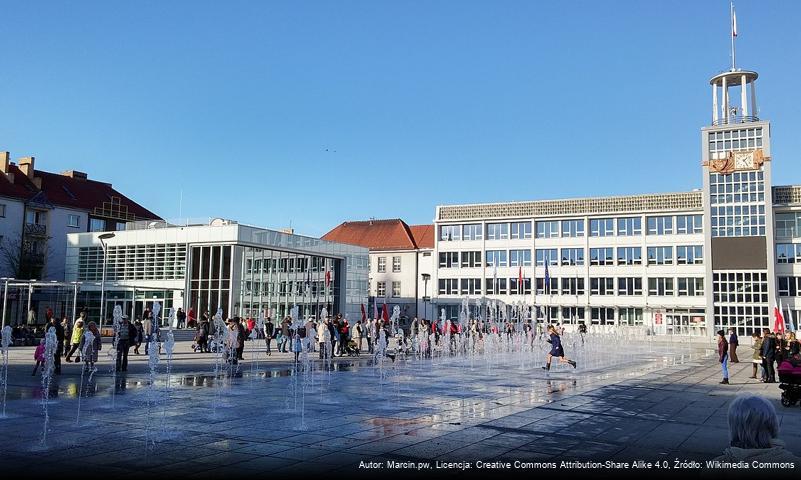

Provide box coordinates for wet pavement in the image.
[0,335,799,478]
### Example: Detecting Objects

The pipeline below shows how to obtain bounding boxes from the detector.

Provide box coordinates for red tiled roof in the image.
[0,164,39,199]
[323,219,432,251]
[408,224,434,249]
[0,163,160,221]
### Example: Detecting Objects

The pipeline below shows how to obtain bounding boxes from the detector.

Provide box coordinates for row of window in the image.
[243,280,335,297]
[375,256,402,273]
[439,276,704,297]
[527,306,646,325]
[439,245,703,268]
[376,281,402,297]
[438,215,703,241]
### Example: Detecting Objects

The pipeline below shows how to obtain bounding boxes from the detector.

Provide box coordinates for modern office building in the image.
[432,63,799,337]
[322,219,435,321]
[0,154,161,281]
[65,220,369,325]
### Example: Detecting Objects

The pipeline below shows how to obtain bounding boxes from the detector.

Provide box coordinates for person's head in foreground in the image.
[714,394,800,465]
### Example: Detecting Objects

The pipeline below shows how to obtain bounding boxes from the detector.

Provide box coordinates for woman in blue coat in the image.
[542,324,577,371]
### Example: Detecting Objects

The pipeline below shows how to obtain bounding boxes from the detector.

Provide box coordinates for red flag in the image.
[382,303,389,322]
[360,304,366,322]
[325,269,331,287]
[774,303,786,333]
[518,266,523,290]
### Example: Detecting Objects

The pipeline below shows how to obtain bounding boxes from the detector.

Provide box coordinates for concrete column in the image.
[712,83,719,124]
[741,74,748,118]
[722,75,728,123]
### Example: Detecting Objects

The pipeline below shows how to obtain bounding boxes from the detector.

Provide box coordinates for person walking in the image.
[317,319,330,359]
[196,318,210,353]
[65,319,84,363]
[542,324,576,371]
[187,307,197,328]
[339,319,350,356]
[143,314,153,355]
[352,320,362,354]
[717,330,729,384]
[264,317,274,356]
[133,319,144,355]
[176,308,187,329]
[115,315,137,372]
[329,317,339,357]
[280,317,291,353]
[729,328,739,363]
[366,318,375,354]
[750,331,764,380]
[47,316,64,375]
[292,330,302,363]
[61,316,72,358]
[79,321,102,371]
[235,317,246,361]
[761,329,777,383]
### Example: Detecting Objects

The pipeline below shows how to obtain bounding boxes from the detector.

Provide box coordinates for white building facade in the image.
[433,66,798,337]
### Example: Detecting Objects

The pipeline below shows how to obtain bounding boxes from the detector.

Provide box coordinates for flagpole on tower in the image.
[730,2,737,71]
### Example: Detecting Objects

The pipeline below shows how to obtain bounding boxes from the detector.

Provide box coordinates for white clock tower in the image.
[701,63,775,336]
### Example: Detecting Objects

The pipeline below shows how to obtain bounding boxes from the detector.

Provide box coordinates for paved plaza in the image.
[0,335,799,478]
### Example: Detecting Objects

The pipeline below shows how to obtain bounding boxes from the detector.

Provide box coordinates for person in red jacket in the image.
[246,317,255,336]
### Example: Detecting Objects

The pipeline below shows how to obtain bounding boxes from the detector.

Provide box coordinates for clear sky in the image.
[2,1,799,236]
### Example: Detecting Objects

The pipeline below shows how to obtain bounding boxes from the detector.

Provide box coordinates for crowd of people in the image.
[717,328,800,384]
[184,313,582,374]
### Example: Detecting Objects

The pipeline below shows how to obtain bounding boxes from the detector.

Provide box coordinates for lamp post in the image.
[1,277,14,330]
[98,233,116,327]
[421,274,430,320]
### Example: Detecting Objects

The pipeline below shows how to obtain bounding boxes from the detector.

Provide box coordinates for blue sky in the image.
[1,1,799,236]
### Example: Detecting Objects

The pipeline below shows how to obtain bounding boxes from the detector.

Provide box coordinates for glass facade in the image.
[67,224,369,324]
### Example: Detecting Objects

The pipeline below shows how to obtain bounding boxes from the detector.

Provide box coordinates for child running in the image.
[542,324,577,371]
[32,342,46,375]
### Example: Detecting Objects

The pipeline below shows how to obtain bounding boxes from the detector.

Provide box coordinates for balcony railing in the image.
[24,223,47,236]
[712,115,760,126]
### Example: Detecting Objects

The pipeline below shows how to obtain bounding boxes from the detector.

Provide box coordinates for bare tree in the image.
[0,234,54,280]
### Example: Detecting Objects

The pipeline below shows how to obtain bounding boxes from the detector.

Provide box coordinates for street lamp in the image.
[98,233,116,327]
[421,273,430,320]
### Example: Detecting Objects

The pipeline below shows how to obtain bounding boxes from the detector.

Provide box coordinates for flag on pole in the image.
[731,3,737,37]
[325,268,331,288]
[788,307,797,332]
[492,261,498,294]
[382,302,389,322]
[360,303,367,322]
[544,263,551,295]
[774,300,786,333]
[518,266,523,294]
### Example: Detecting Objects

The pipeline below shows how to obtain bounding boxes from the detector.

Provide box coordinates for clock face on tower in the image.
[705,148,769,174]
[734,151,756,170]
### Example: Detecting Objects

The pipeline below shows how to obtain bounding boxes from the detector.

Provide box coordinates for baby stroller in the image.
[778,357,801,408]
[344,339,360,357]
